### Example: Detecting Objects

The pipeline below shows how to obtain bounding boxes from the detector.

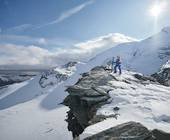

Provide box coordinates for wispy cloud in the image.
[36,0,95,28]
[6,24,34,33]
[0,34,78,47]
[0,34,47,46]
[4,0,95,32]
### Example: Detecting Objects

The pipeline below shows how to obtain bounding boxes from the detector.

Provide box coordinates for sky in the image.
[0,0,170,69]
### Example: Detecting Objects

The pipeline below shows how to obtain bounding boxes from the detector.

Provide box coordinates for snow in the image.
[0,62,88,140]
[0,28,170,140]
[162,60,170,69]
[0,67,80,140]
[0,74,34,83]
[87,28,170,75]
[39,65,76,89]
[0,75,43,110]
[0,95,72,140]
[81,71,170,139]
[0,81,29,100]
[0,61,79,110]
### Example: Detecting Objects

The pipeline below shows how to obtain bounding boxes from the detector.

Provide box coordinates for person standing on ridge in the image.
[114,56,122,75]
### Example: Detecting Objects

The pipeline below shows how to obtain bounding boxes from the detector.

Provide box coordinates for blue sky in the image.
[1,0,170,41]
[0,0,170,68]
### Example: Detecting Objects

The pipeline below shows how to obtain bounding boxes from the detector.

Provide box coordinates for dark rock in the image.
[89,114,120,125]
[113,106,120,111]
[151,68,170,86]
[0,75,33,87]
[84,121,155,140]
[65,66,114,105]
[64,95,98,139]
[39,61,77,88]
[134,74,156,82]
[63,61,77,68]
[39,70,68,88]
[81,72,89,77]
[64,66,117,139]
[0,78,20,87]
[152,129,170,140]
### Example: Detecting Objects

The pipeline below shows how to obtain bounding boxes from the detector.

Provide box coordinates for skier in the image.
[114,56,122,75]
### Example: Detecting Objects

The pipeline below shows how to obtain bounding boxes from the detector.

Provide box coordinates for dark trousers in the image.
[114,64,121,75]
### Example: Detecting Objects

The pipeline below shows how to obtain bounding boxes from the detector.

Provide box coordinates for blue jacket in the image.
[115,58,121,65]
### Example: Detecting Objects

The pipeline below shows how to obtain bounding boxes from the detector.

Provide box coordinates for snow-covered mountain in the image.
[0,27,170,140]
[88,26,170,75]
[39,61,77,88]
[0,61,78,110]
[0,74,35,87]
[0,70,40,87]
[152,60,170,86]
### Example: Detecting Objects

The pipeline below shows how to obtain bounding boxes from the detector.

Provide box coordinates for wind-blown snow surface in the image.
[81,71,170,139]
[0,95,72,140]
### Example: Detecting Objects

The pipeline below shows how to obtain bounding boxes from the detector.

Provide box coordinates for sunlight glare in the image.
[150,4,162,17]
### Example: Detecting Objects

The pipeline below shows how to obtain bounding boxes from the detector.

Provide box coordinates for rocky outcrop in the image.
[64,66,116,138]
[85,121,170,140]
[0,74,34,87]
[0,78,20,87]
[39,61,77,88]
[152,68,170,86]
[134,74,156,82]
[62,61,77,68]
[39,70,68,88]
[152,129,170,140]
[65,66,113,106]
[85,122,154,140]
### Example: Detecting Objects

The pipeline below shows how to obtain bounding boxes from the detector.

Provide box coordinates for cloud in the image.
[37,0,95,28]
[0,34,78,47]
[0,44,52,66]
[0,34,47,46]
[0,33,137,69]
[6,24,34,33]
[3,0,95,32]
[75,33,138,51]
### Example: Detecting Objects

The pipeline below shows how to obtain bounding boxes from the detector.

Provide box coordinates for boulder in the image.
[65,66,113,105]
[152,68,170,86]
[152,129,170,140]
[84,121,155,140]
[134,74,156,82]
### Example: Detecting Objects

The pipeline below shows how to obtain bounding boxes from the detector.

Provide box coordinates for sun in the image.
[150,4,162,17]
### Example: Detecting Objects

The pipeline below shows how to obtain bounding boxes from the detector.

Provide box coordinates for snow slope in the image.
[0,61,90,140]
[87,27,170,75]
[81,71,170,139]
[0,94,72,140]
[0,62,81,140]
[0,62,77,110]
[0,27,170,140]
